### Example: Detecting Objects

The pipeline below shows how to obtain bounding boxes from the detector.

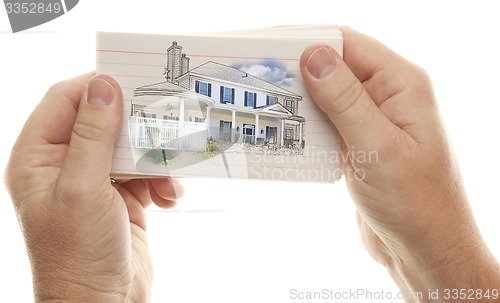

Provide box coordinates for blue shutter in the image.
[244,91,248,106]
[231,88,235,104]
[220,86,224,103]
[266,95,269,105]
[208,83,212,97]
[195,80,200,93]
[254,93,257,108]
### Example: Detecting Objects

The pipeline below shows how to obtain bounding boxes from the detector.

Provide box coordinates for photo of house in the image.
[128,41,305,153]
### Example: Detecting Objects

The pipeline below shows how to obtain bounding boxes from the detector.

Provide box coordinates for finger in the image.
[150,185,177,209]
[57,75,123,190]
[149,180,177,209]
[341,26,439,142]
[120,179,154,209]
[149,178,184,201]
[19,72,95,145]
[120,178,183,210]
[341,27,405,83]
[341,27,411,107]
[300,44,399,151]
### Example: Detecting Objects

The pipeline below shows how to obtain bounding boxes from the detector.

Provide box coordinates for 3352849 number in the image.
[5,2,62,14]
[443,289,499,300]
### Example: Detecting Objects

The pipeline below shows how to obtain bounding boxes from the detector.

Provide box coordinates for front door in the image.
[219,120,232,142]
[284,126,294,147]
[266,126,277,144]
[243,124,255,144]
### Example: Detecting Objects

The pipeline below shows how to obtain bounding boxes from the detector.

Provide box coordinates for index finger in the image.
[341,27,413,106]
[341,27,404,81]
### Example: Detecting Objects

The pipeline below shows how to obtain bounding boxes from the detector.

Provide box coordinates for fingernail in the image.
[306,47,338,79]
[87,77,115,107]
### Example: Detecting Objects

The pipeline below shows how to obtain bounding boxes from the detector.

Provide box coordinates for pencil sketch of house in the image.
[128,41,305,153]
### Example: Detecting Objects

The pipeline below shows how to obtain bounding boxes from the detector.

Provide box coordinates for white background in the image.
[1,1,500,302]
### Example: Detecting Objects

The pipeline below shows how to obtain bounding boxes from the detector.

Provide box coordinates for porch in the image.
[128,116,207,151]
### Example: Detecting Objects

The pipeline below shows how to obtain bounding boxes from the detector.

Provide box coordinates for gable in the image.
[259,103,293,115]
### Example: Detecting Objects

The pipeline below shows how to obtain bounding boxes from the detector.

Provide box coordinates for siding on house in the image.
[186,76,300,112]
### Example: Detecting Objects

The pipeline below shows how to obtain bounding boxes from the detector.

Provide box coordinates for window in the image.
[245,91,257,108]
[144,113,156,119]
[267,95,277,105]
[199,82,208,96]
[220,120,232,130]
[164,116,179,121]
[195,80,212,97]
[285,99,294,114]
[194,117,205,123]
[220,86,235,104]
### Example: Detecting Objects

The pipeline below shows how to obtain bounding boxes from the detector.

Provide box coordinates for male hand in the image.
[300,27,500,294]
[5,73,182,302]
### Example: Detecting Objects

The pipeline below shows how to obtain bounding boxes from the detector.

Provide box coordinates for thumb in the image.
[59,75,123,188]
[300,44,394,151]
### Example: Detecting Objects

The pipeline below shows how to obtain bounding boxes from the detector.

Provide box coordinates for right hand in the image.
[300,27,500,293]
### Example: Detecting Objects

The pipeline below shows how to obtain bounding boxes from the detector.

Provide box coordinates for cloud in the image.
[237,62,294,87]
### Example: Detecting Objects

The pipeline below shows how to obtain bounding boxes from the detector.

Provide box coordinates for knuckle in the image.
[326,77,364,116]
[4,148,32,205]
[71,118,109,144]
[46,79,70,97]
[413,64,431,83]
[4,160,15,195]
[408,64,434,92]
[396,63,437,110]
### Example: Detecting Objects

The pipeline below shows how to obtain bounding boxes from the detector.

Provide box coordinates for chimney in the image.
[181,53,190,75]
[166,41,182,83]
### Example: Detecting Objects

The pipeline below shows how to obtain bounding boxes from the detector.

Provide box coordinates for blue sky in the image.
[235,61,295,87]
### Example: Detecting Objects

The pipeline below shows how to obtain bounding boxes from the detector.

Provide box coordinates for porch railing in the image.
[210,130,256,144]
[128,116,207,151]
[242,134,256,144]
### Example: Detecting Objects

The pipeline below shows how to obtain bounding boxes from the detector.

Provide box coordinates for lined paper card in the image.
[97,25,343,183]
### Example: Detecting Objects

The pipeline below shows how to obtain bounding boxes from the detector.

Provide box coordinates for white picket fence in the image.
[128,116,207,151]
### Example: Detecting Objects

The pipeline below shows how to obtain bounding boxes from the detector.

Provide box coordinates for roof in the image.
[134,80,187,97]
[180,61,301,98]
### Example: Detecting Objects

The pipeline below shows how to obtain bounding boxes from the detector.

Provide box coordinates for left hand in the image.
[5,72,182,302]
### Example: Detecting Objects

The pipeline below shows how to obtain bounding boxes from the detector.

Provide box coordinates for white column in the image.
[206,106,211,138]
[134,115,140,148]
[179,97,185,148]
[280,119,285,146]
[231,110,236,143]
[179,97,185,125]
[299,122,303,146]
[255,114,260,144]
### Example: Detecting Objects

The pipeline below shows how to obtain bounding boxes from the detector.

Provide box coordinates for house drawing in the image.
[128,41,305,153]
